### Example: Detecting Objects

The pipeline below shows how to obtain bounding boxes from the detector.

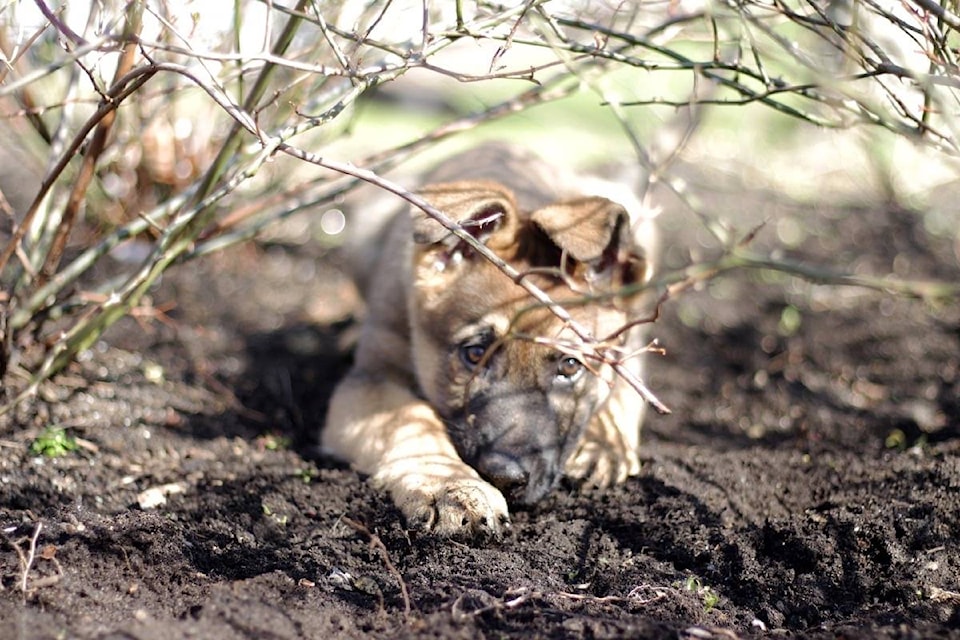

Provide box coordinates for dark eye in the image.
[460,343,488,368]
[556,356,584,380]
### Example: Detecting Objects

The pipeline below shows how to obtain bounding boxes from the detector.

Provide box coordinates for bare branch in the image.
[909,0,960,31]
[3,0,960,414]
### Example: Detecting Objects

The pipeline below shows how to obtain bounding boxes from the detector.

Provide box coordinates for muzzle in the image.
[459,385,565,506]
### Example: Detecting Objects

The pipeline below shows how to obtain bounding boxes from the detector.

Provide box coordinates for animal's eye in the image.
[460,343,488,368]
[556,356,584,380]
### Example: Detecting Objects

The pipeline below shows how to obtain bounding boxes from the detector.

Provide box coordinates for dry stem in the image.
[342,517,412,620]
[1,521,47,598]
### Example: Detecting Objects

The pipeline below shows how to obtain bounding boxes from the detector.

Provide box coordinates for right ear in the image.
[411,180,519,271]
[531,196,651,297]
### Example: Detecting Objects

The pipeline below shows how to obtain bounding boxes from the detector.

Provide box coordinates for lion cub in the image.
[323,144,657,537]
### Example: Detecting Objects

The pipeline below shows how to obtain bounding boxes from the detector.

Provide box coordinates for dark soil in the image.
[2,174,960,639]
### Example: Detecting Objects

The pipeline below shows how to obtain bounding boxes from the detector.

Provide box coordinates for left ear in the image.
[411,180,518,251]
[531,196,650,292]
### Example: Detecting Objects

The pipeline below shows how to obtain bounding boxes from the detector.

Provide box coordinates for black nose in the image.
[476,454,529,496]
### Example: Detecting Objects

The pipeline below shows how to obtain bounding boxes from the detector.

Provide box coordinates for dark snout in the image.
[463,388,564,506]
[475,449,558,506]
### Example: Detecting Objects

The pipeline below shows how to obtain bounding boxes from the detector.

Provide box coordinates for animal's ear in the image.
[411,181,518,257]
[531,196,651,292]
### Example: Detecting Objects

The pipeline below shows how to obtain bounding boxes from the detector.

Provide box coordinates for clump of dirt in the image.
[2,180,959,639]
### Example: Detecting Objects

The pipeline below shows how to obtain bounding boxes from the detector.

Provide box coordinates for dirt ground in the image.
[2,166,959,640]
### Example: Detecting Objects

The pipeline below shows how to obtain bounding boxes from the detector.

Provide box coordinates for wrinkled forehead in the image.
[428,260,617,343]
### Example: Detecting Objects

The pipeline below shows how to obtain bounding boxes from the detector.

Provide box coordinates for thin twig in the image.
[1,521,44,597]
[452,584,670,619]
[32,0,88,46]
[341,517,412,619]
[5,0,960,416]
[0,64,157,277]
[37,2,143,284]
[909,0,960,31]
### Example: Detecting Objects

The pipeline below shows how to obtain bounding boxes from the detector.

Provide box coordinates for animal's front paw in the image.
[387,474,511,538]
[565,414,641,488]
[566,439,640,488]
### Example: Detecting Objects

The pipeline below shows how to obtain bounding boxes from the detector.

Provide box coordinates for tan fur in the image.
[322,144,657,537]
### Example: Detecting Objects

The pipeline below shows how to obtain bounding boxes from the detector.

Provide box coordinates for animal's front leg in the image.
[323,373,510,537]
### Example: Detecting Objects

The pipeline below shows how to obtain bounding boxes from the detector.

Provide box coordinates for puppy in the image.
[322,144,657,537]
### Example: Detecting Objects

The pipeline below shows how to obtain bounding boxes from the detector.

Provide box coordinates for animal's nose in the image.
[476,454,529,496]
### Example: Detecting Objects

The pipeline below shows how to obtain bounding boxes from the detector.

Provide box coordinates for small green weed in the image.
[296,466,317,483]
[257,433,291,451]
[683,575,720,612]
[30,426,78,458]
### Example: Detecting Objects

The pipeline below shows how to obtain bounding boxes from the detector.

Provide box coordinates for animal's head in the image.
[407,180,651,506]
